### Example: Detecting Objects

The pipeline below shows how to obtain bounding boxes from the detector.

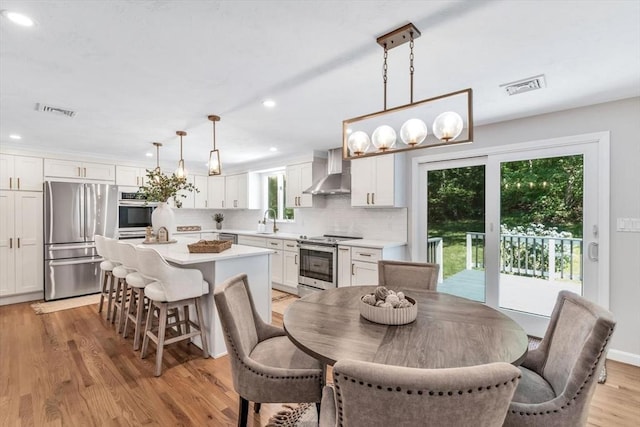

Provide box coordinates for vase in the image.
[216,222,222,230]
[152,202,175,238]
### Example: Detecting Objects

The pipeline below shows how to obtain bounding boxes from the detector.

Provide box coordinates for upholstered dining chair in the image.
[319,359,521,427]
[213,273,324,427]
[378,260,440,290]
[503,290,616,427]
[95,235,119,321]
[136,246,209,377]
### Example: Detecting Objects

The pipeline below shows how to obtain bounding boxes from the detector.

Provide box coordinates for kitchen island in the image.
[143,238,274,357]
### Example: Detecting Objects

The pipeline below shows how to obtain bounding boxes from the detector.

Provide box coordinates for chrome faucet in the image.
[263,209,279,233]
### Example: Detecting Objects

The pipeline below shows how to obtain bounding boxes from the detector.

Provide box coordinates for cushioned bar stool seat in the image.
[136,246,209,377]
[95,235,119,321]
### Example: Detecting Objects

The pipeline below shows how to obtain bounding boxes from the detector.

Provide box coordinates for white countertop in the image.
[173,228,301,241]
[338,239,407,249]
[137,237,274,265]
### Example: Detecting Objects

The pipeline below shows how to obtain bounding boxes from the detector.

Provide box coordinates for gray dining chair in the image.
[378,260,440,290]
[213,273,323,427]
[503,290,615,427]
[319,359,521,427]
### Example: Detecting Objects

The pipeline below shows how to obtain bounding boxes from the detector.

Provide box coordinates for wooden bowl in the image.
[359,295,417,325]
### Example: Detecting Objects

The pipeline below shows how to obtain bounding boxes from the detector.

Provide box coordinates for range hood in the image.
[303,148,351,195]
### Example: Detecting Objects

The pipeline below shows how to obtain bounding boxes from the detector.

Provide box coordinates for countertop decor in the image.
[187,239,232,253]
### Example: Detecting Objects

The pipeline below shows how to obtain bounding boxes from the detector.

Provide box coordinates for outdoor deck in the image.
[437,269,582,317]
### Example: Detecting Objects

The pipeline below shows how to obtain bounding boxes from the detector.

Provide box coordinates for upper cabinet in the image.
[116,166,147,187]
[0,154,43,191]
[350,154,405,208]
[225,173,247,209]
[285,160,326,208]
[193,175,208,209]
[208,176,226,209]
[44,159,115,182]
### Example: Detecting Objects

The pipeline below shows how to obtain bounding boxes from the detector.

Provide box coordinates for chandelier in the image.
[343,23,473,159]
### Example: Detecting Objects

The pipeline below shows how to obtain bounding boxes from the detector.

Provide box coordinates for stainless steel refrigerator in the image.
[44,181,118,301]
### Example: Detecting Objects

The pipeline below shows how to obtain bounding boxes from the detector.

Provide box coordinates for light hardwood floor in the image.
[0,294,638,426]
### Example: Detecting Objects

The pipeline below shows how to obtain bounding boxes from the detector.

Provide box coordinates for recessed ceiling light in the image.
[1,10,35,27]
[269,147,277,152]
[262,99,276,108]
[145,152,153,157]
[9,134,22,140]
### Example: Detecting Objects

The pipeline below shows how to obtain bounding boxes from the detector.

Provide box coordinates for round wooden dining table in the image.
[283,286,528,368]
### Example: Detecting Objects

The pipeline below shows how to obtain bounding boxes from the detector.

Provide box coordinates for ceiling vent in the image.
[35,103,77,118]
[500,74,546,96]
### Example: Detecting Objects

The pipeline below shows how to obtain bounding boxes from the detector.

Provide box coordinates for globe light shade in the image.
[371,125,397,151]
[432,111,464,142]
[348,131,371,156]
[400,118,428,146]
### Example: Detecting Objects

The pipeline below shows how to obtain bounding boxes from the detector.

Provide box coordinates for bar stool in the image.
[136,246,209,376]
[95,235,119,321]
[107,237,134,333]
[117,241,155,350]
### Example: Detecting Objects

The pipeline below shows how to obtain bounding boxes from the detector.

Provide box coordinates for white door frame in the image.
[411,132,610,333]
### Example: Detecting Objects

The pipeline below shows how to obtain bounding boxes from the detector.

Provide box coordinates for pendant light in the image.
[207,115,222,176]
[152,142,162,174]
[175,130,187,179]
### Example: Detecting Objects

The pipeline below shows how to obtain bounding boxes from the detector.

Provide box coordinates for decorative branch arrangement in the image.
[137,169,198,208]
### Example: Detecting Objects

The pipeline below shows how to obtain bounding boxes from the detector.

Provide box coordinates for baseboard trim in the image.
[272,283,298,296]
[0,291,43,306]
[608,349,640,367]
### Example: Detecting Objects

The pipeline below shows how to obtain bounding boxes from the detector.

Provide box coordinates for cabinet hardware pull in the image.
[17,177,20,189]
[359,253,371,257]
[17,238,21,248]
[295,254,298,264]
[351,263,355,275]
[83,167,87,177]
[9,177,12,189]
[366,193,370,205]
[205,200,208,207]
[77,167,81,177]
[222,200,224,208]
[9,238,12,249]
[371,193,375,205]
[339,248,349,251]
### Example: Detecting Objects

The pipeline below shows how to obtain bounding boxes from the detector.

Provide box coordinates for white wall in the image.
[405,97,640,362]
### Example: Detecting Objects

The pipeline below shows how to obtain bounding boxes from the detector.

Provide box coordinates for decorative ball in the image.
[362,294,377,306]
[385,294,400,308]
[375,286,389,301]
[397,291,405,300]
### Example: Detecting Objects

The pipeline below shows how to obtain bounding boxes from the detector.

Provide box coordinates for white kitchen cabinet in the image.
[193,175,208,208]
[352,260,379,286]
[208,176,226,209]
[201,232,218,240]
[285,161,326,208]
[0,154,43,191]
[268,239,283,285]
[116,165,147,187]
[225,173,247,209]
[337,245,352,287]
[350,154,405,207]
[0,191,43,299]
[237,235,266,247]
[44,159,115,182]
[283,240,299,288]
[344,244,406,286]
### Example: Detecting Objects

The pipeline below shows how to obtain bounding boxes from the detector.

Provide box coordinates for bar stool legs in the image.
[141,296,209,377]
[123,286,148,351]
[98,269,115,321]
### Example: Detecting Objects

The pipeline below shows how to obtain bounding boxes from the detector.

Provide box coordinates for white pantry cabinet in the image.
[0,154,43,191]
[44,159,115,182]
[350,154,405,207]
[116,166,147,187]
[0,191,43,299]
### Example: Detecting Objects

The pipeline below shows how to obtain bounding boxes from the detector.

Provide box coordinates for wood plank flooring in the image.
[0,293,638,426]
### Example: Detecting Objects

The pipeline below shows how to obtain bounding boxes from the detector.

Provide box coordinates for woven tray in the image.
[187,239,232,253]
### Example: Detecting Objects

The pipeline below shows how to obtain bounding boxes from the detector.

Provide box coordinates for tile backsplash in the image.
[173,194,408,241]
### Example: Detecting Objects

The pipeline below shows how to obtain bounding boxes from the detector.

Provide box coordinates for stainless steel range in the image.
[297,234,361,296]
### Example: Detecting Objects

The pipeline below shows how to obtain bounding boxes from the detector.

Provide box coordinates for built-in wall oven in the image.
[117,192,156,239]
[297,235,361,296]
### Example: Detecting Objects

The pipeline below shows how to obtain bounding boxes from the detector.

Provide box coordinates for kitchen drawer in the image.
[266,238,283,250]
[351,247,382,263]
[238,235,266,247]
[283,240,298,252]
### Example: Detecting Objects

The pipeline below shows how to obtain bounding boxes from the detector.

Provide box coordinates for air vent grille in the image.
[500,75,546,96]
[35,103,77,118]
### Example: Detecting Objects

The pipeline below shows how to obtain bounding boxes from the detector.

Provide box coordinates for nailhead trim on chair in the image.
[222,327,323,382]
[509,326,614,417]
[333,371,521,426]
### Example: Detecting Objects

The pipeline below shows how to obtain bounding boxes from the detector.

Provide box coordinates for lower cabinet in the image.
[282,240,299,288]
[337,246,352,287]
[0,191,43,302]
[338,244,406,287]
[267,239,283,285]
[238,235,298,291]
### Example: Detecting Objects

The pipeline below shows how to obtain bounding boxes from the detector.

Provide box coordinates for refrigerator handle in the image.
[79,185,86,240]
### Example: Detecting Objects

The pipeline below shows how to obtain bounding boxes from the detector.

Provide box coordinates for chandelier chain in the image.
[383,44,388,110]
[409,33,414,103]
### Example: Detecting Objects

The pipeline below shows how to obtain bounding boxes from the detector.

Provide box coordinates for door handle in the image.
[294,254,298,264]
[366,193,370,205]
[83,167,87,177]
[8,177,12,189]
[9,238,12,249]
[371,193,375,205]
[17,177,20,189]
[351,263,355,275]
[77,167,81,177]
[588,242,599,261]
[17,238,20,248]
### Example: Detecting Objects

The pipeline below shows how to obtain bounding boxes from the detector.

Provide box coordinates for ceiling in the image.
[1,1,639,173]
